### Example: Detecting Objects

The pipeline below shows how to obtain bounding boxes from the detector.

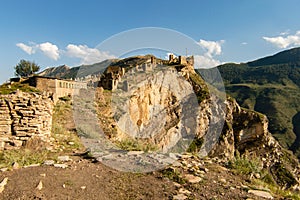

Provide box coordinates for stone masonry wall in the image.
[0,90,54,150]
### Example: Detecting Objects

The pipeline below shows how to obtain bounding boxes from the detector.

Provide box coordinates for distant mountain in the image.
[38,59,118,79]
[215,47,300,157]
[38,55,162,79]
[248,47,300,67]
[38,65,75,79]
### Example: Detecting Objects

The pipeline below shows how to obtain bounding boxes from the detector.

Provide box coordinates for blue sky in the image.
[1,0,300,83]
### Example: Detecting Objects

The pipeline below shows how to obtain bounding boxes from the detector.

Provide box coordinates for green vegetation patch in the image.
[0,148,55,169]
[116,138,158,152]
[0,82,40,95]
[227,151,263,176]
[161,167,186,184]
[188,72,209,103]
[186,137,203,153]
[52,98,84,152]
[218,58,300,157]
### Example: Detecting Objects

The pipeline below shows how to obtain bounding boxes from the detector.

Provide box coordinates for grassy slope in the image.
[0,82,40,95]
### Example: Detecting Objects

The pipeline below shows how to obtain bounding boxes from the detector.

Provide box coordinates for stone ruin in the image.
[24,76,87,103]
[98,56,158,91]
[168,54,194,66]
[0,90,54,150]
[98,66,125,90]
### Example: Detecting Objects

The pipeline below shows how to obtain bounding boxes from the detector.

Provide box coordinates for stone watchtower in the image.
[98,66,125,90]
[169,54,174,63]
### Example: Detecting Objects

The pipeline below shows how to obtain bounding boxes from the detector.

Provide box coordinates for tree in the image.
[14,60,40,77]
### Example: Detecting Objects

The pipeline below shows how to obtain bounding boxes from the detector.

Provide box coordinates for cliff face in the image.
[94,62,300,186]
[209,96,300,187]
[111,68,199,153]
[209,97,279,161]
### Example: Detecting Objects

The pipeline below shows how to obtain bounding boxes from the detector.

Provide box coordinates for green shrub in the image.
[187,137,203,153]
[116,138,158,152]
[227,151,262,175]
[0,148,52,168]
[161,167,186,184]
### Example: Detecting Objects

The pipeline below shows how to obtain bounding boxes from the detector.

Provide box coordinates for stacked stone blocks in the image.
[0,90,53,150]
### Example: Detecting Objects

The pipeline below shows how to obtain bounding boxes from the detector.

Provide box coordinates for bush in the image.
[14,60,40,77]
[227,151,262,175]
[161,167,186,184]
[0,148,52,168]
[116,138,158,152]
[187,137,203,153]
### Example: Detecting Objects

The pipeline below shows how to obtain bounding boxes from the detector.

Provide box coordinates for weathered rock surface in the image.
[248,189,273,199]
[113,68,199,153]
[0,177,8,193]
[209,96,300,188]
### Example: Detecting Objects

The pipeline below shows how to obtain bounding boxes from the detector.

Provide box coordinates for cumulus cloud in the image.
[194,39,224,68]
[263,31,300,48]
[65,44,115,64]
[16,43,35,55]
[37,42,60,60]
[194,55,221,68]
[16,42,59,60]
[197,39,225,57]
[16,42,115,64]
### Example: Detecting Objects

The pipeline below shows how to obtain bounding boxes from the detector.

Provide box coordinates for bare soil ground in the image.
[0,155,267,200]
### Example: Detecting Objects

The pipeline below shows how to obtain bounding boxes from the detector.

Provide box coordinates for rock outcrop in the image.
[209,96,300,187]
[0,90,54,150]
[112,68,199,153]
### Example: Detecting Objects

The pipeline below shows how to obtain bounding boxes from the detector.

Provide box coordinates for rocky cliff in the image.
[90,60,300,186]
[111,68,199,153]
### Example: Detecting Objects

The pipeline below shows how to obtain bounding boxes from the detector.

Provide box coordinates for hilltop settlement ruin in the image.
[1,53,300,193]
[0,54,193,150]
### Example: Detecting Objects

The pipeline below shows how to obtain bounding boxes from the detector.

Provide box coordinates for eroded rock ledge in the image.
[210,96,300,188]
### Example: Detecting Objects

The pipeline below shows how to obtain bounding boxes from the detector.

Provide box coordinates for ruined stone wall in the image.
[27,76,87,103]
[35,77,56,94]
[0,90,54,150]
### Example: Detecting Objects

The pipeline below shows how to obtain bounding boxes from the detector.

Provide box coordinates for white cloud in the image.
[16,42,115,64]
[165,52,174,60]
[241,42,248,45]
[197,39,225,57]
[37,42,60,60]
[263,31,300,48]
[16,42,59,60]
[280,30,290,36]
[194,39,224,68]
[194,55,221,68]
[65,44,115,64]
[16,43,35,54]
